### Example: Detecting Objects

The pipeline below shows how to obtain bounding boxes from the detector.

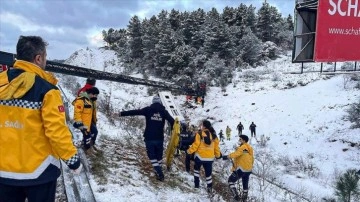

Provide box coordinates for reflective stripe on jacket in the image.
[0,60,79,186]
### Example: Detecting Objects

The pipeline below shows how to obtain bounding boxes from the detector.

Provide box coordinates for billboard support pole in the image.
[301,62,304,73]
[355,62,357,71]
[320,63,323,73]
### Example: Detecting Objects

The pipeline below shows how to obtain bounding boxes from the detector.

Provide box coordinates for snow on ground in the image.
[57,48,360,202]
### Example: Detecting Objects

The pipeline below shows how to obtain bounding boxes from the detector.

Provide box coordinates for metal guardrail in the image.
[58,84,96,202]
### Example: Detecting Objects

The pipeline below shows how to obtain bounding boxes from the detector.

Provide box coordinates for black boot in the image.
[230,187,240,201]
[155,172,164,181]
[241,190,248,202]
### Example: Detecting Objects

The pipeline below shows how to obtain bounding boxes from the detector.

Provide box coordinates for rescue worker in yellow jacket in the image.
[72,87,99,152]
[187,120,221,193]
[0,36,81,202]
[226,125,232,140]
[223,135,254,201]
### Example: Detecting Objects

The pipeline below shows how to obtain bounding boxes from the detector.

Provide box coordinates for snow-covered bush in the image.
[241,70,261,82]
[341,62,355,71]
[261,41,280,60]
[257,135,270,147]
[346,100,360,128]
[279,156,320,178]
[271,72,282,82]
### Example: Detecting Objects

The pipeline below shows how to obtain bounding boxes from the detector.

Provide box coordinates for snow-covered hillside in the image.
[57,48,360,202]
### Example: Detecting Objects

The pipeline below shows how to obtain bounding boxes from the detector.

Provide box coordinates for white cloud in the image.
[0,12,65,34]
[87,30,105,47]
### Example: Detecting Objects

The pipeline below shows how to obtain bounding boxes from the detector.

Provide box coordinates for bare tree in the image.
[253,149,277,201]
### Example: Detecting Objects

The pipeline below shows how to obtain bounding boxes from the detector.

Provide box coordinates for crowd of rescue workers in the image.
[0,36,258,202]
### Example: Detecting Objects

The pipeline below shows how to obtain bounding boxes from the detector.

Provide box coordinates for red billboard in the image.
[314,0,360,62]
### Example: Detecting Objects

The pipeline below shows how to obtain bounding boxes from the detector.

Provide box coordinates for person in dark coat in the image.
[236,122,244,136]
[119,96,174,181]
[178,121,195,172]
[249,122,257,137]
[219,129,225,142]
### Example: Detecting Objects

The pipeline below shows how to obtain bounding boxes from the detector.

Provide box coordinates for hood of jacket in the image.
[0,60,58,100]
[150,102,165,110]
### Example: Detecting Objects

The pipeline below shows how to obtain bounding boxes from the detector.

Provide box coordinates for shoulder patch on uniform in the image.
[58,105,65,112]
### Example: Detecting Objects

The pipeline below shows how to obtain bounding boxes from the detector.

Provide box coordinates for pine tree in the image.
[203,54,229,87]
[256,2,282,42]
[142,16,160,69]
[167,45,194,77]
[203,10,234,63]
[286,14,294,31]
[155,11,175,71]
[246,5,257,33]
[239,27,262,65]
[190,9,206,49]
[335,169,360,202]
[169,9,181,31]
[234,3,248,38]
[230,25,244,56]
[127,15,143,59]
[102,28,116,47]
[114,29,127,56]
[181,11,195,45]
[222,6,236,26]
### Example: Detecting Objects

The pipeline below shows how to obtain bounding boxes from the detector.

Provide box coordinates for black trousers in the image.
[185,154,194,172]
[145,140,164,176]
[90,123,98,144]
[0,180,57,202]
[228,169,251,190]
[193,157,213,188]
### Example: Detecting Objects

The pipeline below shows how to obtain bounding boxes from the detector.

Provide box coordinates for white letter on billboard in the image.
[347,0,358,17]
[329,0,337,15]
[338,0,346,16]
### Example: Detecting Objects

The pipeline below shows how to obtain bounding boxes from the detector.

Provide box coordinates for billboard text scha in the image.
[315,0,360,62]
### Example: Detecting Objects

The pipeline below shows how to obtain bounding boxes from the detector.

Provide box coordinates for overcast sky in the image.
[0,0,294,60]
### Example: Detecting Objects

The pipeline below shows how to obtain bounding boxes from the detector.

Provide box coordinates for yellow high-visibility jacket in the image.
[0,60,79,186]
[187,129,221,161]
[72,93,96,132]
[228,143,254,172]
[226,127,231,135]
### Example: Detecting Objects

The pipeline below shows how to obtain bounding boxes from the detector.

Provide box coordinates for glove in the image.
[216,153,222,159]
[81,128,89,136]
[72,163,83,175]
[222,155,228,160]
